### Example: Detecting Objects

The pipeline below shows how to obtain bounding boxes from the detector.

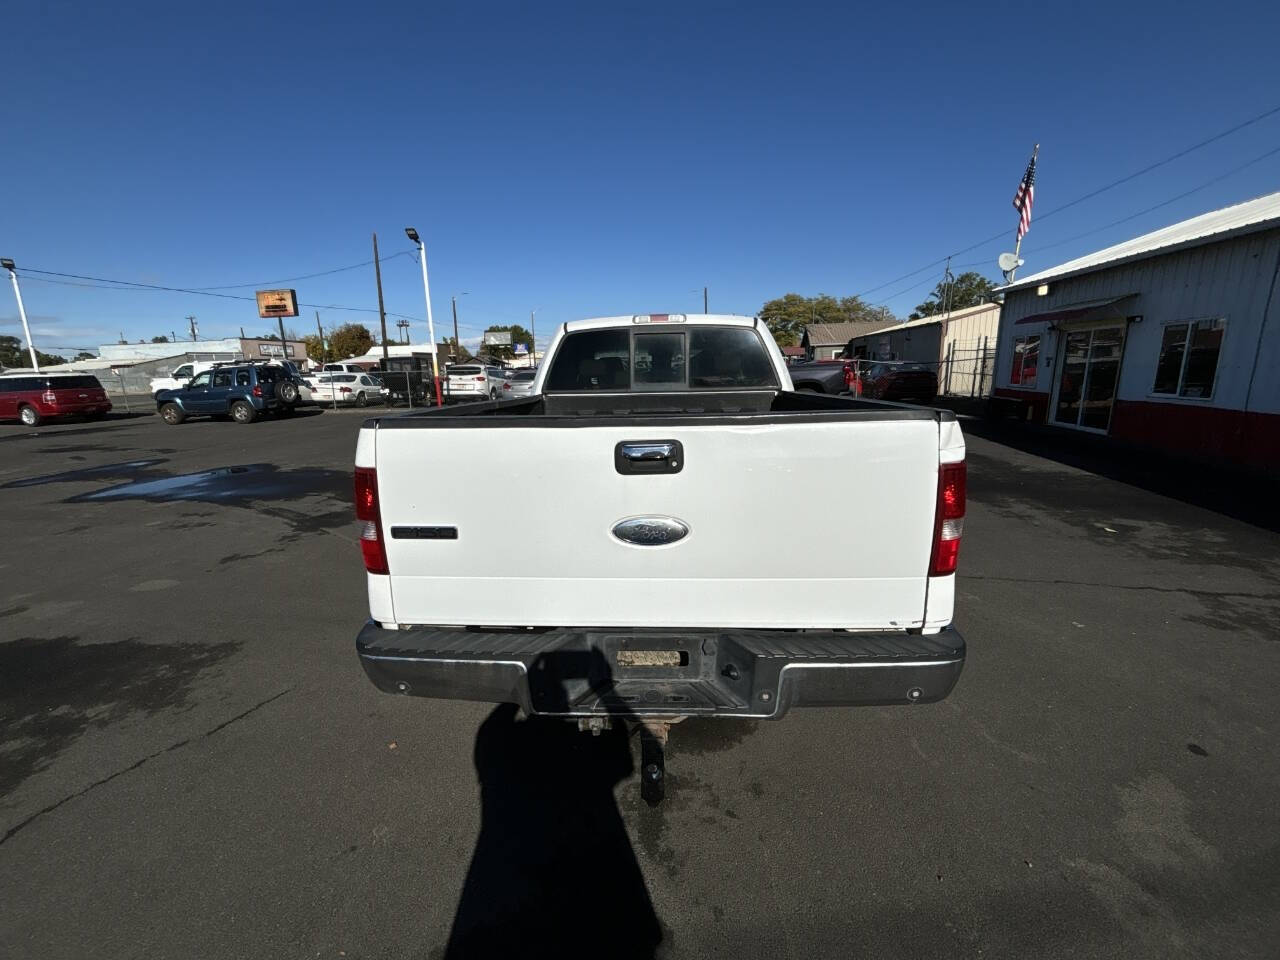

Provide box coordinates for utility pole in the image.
[2,259,40,371]
[451,296,461,362]
[187,315,198,341]
[530,310,537,368]
[171,330,177,344]
[703,286,708,314]
[373,232,390,364]
[239,326,245,339]
[315,311,326,363]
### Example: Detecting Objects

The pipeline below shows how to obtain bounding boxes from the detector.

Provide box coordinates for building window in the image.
[1152,318,1224,399]
[1009,335,1040,388]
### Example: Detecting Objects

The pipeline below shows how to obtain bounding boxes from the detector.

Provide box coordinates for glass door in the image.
[1052,326,1124,431]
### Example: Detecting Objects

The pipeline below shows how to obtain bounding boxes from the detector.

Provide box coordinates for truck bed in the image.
[357,390,959,632]
[363,388,944,421]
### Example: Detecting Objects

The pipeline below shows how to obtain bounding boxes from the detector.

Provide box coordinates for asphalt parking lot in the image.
[2,406,1279,959]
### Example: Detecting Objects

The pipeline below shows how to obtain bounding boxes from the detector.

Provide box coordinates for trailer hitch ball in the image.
[395,681,410,694]
[907,687,923,702]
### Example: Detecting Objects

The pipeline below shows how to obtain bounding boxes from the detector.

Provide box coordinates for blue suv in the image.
[155,363,284,425]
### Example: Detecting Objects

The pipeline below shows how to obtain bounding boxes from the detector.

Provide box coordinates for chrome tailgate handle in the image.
[621,442,675,461]
[615,440,683,475]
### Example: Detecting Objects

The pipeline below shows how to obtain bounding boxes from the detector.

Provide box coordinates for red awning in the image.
[1015,294,1137,325]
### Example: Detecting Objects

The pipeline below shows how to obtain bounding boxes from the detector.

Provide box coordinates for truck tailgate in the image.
[372,418,941,629]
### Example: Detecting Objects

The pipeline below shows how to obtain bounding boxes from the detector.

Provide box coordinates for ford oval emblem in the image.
[612,516,689,546]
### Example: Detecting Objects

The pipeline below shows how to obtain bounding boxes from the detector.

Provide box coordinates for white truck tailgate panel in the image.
[376,418,939,629]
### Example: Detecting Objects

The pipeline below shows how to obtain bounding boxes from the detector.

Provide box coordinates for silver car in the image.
[505,368,538,397]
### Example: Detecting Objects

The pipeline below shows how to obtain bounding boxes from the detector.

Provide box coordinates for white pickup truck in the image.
[353,314,965,788]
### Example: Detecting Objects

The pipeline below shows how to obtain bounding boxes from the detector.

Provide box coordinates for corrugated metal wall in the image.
[939,303,1001,397]
[998,228,1280,415]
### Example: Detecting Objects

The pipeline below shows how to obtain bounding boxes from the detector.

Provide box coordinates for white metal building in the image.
[843,302,1002,397]
[993,192,1280,469]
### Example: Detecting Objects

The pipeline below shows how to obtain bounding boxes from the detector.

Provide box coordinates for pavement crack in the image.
[0,687,293,847]
[967,574,1279,601]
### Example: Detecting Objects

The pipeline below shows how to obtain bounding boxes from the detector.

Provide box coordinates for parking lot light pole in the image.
[405,227,442,407]
[2,258,40,371]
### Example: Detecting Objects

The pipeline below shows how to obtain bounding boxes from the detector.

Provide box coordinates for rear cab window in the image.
[545,325,777,392]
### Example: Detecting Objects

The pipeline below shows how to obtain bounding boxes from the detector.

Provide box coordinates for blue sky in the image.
[4,0,1280,355]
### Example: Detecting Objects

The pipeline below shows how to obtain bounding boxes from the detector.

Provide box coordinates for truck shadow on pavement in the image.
[441,699,664,960]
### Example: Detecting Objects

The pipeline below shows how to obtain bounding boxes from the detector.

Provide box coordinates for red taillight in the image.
[252,385,263,397]
[503,382,511,390]
[354,467,389,575]
[340,387,352,393]
[43,390,58,404]
[929,461,966,576]
[474,376,485,382]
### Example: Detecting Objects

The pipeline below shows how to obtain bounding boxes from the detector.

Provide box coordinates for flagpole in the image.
[1008,143,1038,282]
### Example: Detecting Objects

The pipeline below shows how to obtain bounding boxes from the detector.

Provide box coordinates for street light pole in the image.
[2,259,39,371]
[406,227,442,407]
[530,309,537,369]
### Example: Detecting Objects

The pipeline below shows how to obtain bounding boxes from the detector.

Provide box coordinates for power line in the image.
[188,251,416,290]
[16,270,496,334]
[854,102,1280,301]
[1030,142,1280,254]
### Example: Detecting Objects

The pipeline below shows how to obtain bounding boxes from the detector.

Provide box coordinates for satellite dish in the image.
[997,252,1023,273]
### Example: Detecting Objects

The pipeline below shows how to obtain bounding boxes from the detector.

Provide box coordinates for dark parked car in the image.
[0,371,112,426]
[154,364,282,424]
[857,361,938,403]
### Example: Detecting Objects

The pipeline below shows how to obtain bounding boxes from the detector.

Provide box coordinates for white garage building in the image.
[993,192,1280,470]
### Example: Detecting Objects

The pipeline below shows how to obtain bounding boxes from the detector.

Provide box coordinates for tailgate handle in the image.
[616,440,683,475]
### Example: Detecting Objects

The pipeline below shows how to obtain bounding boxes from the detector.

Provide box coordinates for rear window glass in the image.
[332,374,357,382]
[546,326,776,392]
[257,367,284,382]
[545,329,630,391]
[44,375,104,389]
[511,370,536,381]
[634,333,685,388]
[0,377,38,391]
[688,328,775,388]
[450,365,482,375]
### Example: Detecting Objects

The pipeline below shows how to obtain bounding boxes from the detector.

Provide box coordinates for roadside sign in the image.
[514,342,528,355]
[256,289,300,319]
[483,330,513,346]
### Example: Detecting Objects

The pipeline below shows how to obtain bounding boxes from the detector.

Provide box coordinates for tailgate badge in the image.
[612,516,689,546]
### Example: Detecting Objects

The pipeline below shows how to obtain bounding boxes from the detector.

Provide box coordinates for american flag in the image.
[1012,148,1037,241]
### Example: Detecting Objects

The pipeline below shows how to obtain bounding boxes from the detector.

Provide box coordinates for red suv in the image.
[0,372,113,426]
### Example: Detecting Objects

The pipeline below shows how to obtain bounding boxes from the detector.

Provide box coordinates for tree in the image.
[303,334,333,364]
[0,335,65,368]
[74,351,96,361]
[480,324,534,361]
[327,323,374,360]
[151,335,169,343]
[911,271,995,319]
[758,294,895,346]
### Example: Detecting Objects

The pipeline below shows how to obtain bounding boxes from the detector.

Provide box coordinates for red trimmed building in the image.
[993,192,1280,470]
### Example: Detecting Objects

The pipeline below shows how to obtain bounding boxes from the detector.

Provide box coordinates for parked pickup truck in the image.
[353,314,965,795]
[785,357,852,394]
